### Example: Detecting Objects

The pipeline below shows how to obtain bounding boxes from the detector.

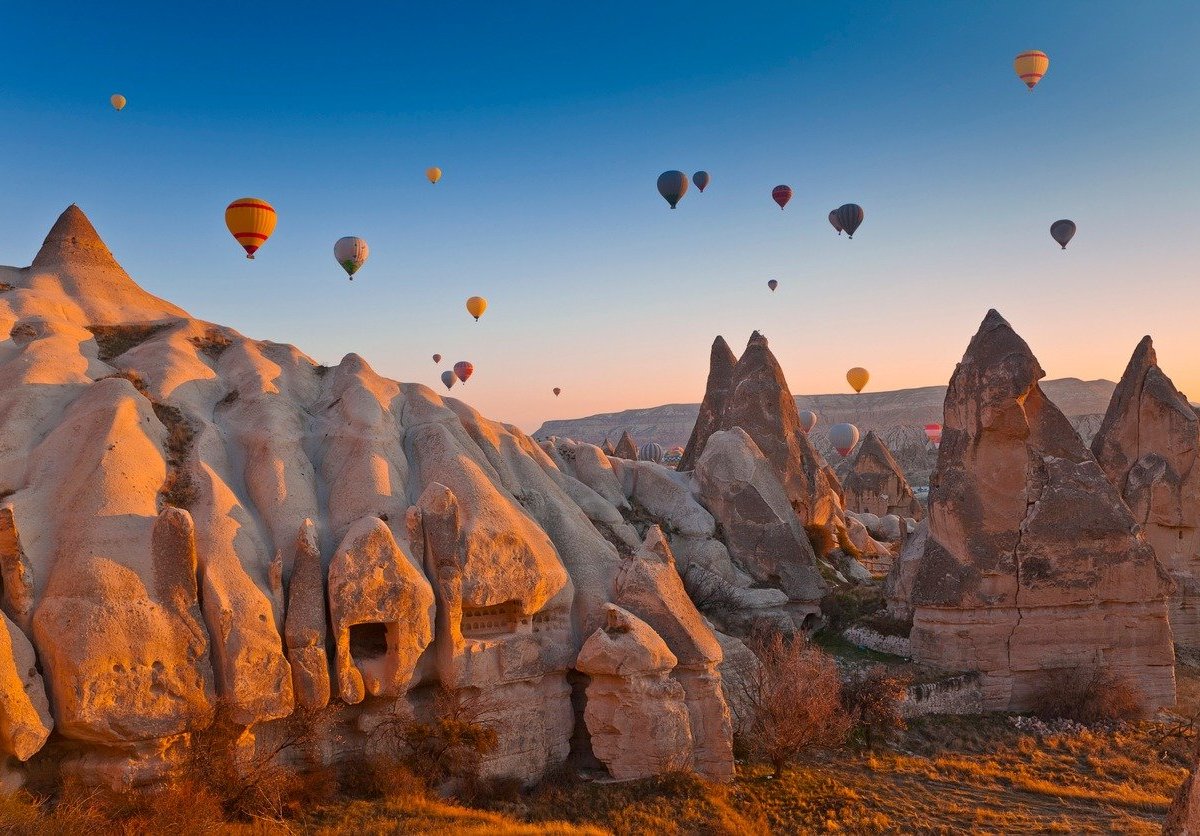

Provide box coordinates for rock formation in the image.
[576,605,693,780]
[1166,748,1200,835]
[613,430,638,460]
[0,206,746,789]
[843,430,923,522]
[908,310,1175,712]
[1091,337,1200,653]
[678,331,852,558]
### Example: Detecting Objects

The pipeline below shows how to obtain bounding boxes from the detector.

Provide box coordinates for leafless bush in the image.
[152,402,199,509]
[367,685,500,795]
[736,634,851,777]
[188,327,233,360]
[842,664,910,749]
[1029,667,1144,725]
[181,700,340,822]
[88,322,173,362]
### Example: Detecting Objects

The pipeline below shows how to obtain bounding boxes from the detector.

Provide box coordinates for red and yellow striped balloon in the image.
[1013,50,1049,90]
[225,198,277,259]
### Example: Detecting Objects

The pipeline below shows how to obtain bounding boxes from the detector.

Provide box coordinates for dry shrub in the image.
[1029,667,1145,725]
[842,664,910,749]
[151,402,199,509]
[188,328,233,360]
[88,322,173,362]
[738,634,851,777]
[182,701,339,822]
[367,685,500,795]
[819,586,884,633]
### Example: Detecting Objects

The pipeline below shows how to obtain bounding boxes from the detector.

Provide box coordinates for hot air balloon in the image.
[1013,50,1050,91]
[663,446,684,466]
[440,370,456,390]
[798,410,818,434]
[828,210,843,235]
[767,279,778,292]
[225,198,277,260]
[110,94,126,111]
[771,185,793,210]
[830,423,860,457]
[1050,219,1076,250]
[553,387,562,397]
[924,423,943,449]
[846,367,869,393]
[657,171,689,209]
[835,204,865,238]
[426,167,442,184]
[333,236,369,279]
[693,171,710,192]
[432,354,442,364]
[639,442,664,463]
[466,296,487,321]
[454,361,474,383]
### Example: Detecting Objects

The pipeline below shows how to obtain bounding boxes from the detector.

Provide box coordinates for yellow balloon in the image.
[466,296,487,321]
[426,167,442,184]
[110,94,126,111]
[225,198,277,260]
[846,367,869,393]
[1013,50,1049,90]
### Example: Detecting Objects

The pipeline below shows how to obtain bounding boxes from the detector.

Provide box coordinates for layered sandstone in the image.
[1091,337,1200,652]
[909,311,1175,712]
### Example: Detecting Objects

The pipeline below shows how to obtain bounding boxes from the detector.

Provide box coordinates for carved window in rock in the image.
[460,601,529,638]
[532,609,567,635]
[349,622,390,661]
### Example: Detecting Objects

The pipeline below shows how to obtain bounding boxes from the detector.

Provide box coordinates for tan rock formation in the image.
[694,428,826,605]
[613,430,638,461]
[576,604,693,780]
[678,331,850,557]
[328,516,435,704]
[0,206,744,788]
[843,430,923,522]
[909,311,1175,712]
[1091,337,1200,652]
[1166,747,1200,835]
[679,336,738,471]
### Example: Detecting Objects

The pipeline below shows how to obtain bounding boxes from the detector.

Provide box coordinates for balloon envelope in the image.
[333,236,369,278]
[440,370,456,390]
[846,367,870,393]
[693,171,710,192]
[225,198,277,260]
[657,170,689,209]
[771,185,792,210]
[830,423,860,457]
[1014,50,1050,90]
[767,279,778,292]
[466,296,488,321]
[835,204,865,238]
[798,410,818,434]
[924,423,943,448]
[454,361,474,383]
[110,94,126,111]
[638,442,664,463]
[426,167,442,183]
[432,354,442,364]
[828,210,843,234]
[1050,219,1076,249]
[553,387,561,397]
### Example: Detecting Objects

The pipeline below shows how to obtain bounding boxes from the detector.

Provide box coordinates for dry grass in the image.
[87,322,173,363]
[152,401,199,509]
[188,327,233,360]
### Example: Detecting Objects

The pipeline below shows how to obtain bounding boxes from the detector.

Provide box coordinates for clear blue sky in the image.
[2,2,1198,431]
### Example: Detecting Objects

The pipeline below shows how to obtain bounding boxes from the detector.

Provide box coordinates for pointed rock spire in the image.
[679,336,737,471]
[844,430,922,521]
[32,205,122,271]
[613,430,638,460]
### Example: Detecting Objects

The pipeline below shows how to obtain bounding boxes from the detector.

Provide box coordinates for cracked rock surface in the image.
[908,310,1175,712]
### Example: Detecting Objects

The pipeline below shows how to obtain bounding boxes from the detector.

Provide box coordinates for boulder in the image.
[909,310,1175,712]
[0,612,52,760]
[694,428,826,603]
[284,520,331,710]
[1091,336,1200,652]
[576,605,693,780]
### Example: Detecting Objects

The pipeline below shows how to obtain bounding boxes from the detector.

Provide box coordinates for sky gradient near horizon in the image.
[2,2,1198,432]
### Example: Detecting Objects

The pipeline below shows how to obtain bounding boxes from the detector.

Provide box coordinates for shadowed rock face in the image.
[909,310,1175,712]
[677,331,850,556]
[613,430,638,460]
[843,430,923,521]
[0,206,739,788]
[1090,337,1200,652]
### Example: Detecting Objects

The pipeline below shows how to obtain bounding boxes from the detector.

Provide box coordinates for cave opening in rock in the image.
[349,622,389,660]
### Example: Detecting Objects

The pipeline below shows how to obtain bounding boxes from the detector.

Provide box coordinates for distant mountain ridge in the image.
[534,378,1118,486]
